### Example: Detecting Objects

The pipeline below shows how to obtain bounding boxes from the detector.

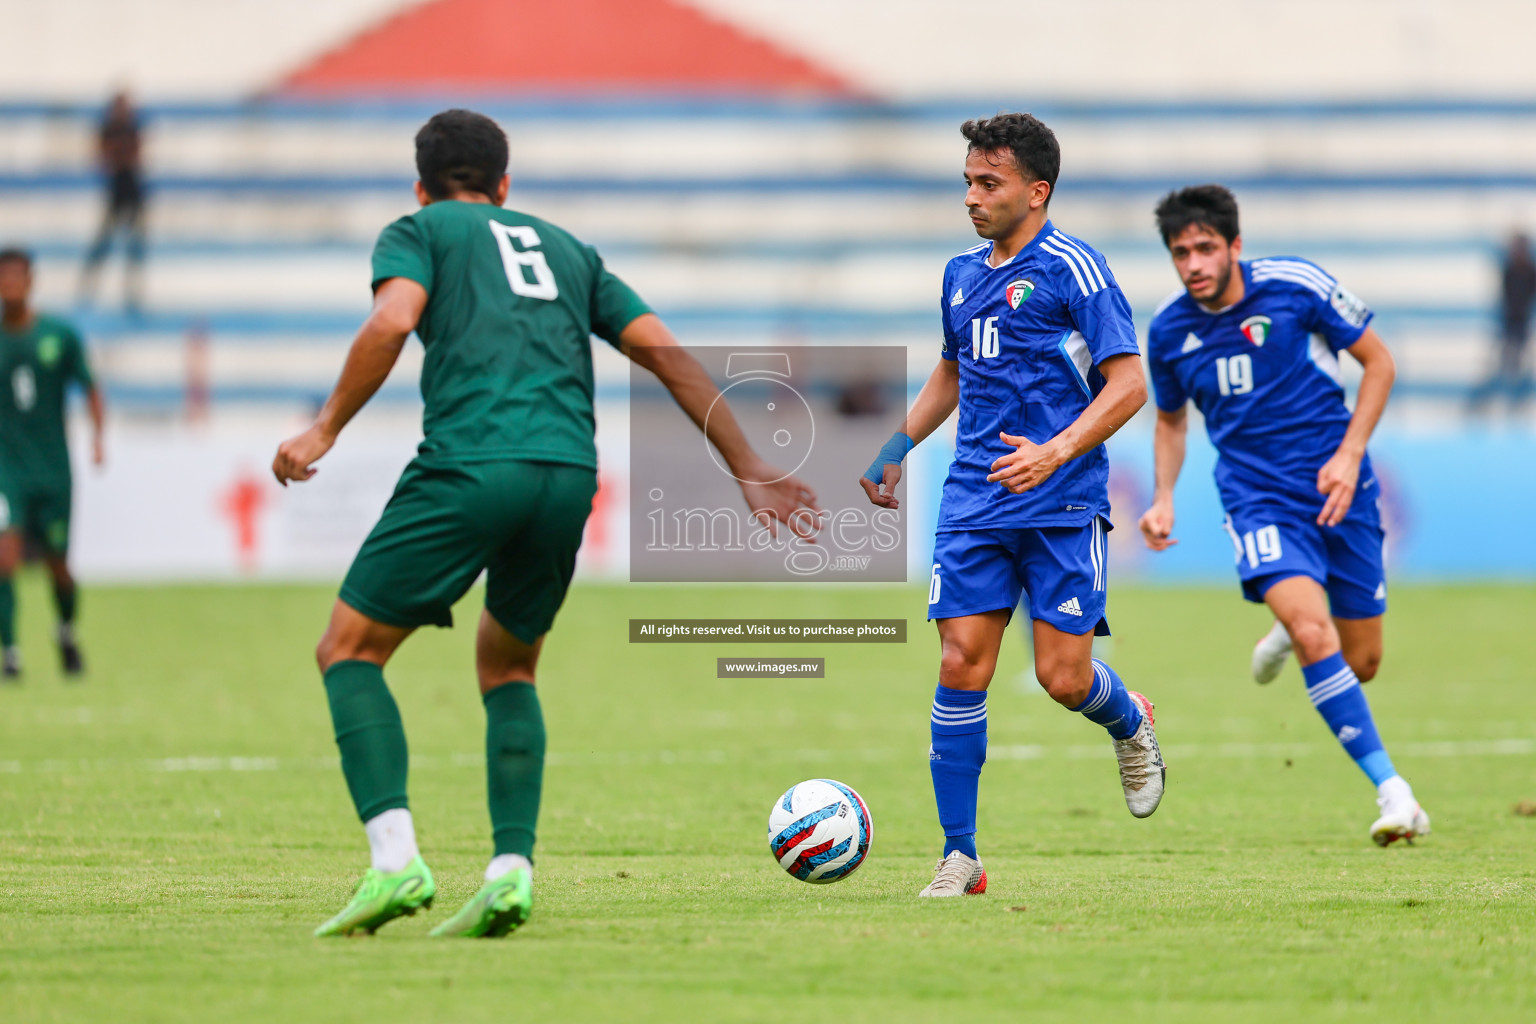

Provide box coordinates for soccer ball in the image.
[767,779,872,883]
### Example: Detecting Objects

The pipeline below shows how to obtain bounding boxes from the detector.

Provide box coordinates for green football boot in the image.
[428,867,532,938]
[314,855,436,937]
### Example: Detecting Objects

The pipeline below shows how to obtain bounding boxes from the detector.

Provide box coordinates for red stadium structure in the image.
[281,0,854,97]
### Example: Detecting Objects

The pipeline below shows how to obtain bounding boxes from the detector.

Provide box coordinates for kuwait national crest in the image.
[1239,315,1272,346]
[1005,279,1035,309]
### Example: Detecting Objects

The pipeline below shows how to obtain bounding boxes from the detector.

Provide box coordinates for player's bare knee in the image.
[1348,649,1382,682]
[315,623,364,671]
[1036,662,1092,707]
[938,642,993,690]
[477,662,535,694]
[314,630,339,672]
[475,644,538,692]
[1286,615,1337,665]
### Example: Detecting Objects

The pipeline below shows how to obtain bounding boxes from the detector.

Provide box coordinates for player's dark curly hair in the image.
[415,109,509,201]
[0,246,32,268]
[1155,184,1241,246]
[960,112,1061,202]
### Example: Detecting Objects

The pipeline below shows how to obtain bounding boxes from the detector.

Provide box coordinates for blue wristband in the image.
[863,432,916,484]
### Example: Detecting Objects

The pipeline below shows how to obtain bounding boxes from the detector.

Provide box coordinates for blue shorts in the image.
[1223,505,1387,620]
[927,518,1111,636]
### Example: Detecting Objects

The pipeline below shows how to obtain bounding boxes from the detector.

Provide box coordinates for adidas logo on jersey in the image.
[1057,597,1083,616]
[1337,725,1362,743]
[1181,332,1203,353]
[950,286,964,307]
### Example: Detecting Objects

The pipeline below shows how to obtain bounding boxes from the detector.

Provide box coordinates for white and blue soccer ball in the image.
[767,779,872,884]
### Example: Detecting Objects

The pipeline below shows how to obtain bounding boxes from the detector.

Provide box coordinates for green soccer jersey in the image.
[0,313,93,487]
[370,200,651,469]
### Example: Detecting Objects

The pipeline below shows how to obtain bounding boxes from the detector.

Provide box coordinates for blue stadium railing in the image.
[6,96,1526,409]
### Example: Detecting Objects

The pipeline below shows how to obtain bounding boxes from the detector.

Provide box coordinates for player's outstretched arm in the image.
[271,277,425,486]
[858,358,959,510]
[1138,405,1188,551]
[1317,327,1395,527]
[988,352,1147,495]
[618,313,822,540]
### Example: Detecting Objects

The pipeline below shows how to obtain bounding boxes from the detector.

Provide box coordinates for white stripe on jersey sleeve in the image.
[1040,240,1094,296]
[1051,231,1108,290]
[1058,330,1094,395]
[1251,268,1331,300]
[1051,239,1103,292]
[1252,260,1336,297]
[1253,258,1336,290]
[1308,334,1343,385]
[1151,288,1185,320]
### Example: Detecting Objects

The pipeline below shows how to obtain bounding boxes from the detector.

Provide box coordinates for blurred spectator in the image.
[1470,231,1535,410]
[79,90,146,314]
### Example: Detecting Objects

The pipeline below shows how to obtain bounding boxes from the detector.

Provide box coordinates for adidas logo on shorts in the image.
[1057,597,1083,616]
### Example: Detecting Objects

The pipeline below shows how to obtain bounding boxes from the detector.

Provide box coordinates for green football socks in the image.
[483,681,545,860]
[323,660,410,821]
[0,577,14,647]
[53,580,76,626]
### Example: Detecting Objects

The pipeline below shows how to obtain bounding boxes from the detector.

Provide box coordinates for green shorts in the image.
[0,476,72,554]
[340,458,597,643]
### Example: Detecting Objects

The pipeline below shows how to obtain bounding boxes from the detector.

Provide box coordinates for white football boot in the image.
[917,850,987,898]
[1370,776,1431,846]
[1114,693,1166,818]
[1251,620,1293,684]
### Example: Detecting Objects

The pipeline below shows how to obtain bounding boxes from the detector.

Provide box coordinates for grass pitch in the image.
[1,577,1533,1022]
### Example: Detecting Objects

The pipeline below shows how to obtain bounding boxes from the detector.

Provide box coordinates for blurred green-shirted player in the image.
[273,110,818,938]
[0,247,105,680]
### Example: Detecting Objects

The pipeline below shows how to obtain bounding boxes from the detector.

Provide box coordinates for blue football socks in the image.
[1069,659,1143,740]
[929,684,986,859]
[1302,651,1397,786]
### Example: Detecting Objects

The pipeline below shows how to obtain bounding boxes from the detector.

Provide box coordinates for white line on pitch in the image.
[0,738,1530,774]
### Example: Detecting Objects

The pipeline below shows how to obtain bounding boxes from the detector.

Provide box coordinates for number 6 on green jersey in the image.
[490,221,559,301]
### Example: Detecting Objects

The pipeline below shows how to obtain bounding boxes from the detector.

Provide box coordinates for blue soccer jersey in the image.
[1146,257,1377,518]
[937,221,1140,531]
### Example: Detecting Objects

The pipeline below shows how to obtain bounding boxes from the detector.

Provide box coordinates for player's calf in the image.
[1336,616,1384,682]
[1300,651,1428,845]
[928,683,987,881]
[0,570,16,680]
